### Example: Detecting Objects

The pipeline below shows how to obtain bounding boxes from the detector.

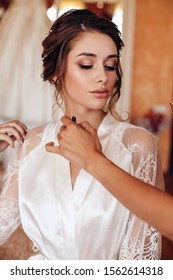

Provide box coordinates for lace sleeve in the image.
[0,147,21,245]
[119,127,164,259]
[0,125,46,246]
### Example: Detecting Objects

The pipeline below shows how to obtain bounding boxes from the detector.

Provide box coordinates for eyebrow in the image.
[77,52,119,59]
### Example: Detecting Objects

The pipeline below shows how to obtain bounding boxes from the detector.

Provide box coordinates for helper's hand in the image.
[0,120,28,152]
[45,116,102,169]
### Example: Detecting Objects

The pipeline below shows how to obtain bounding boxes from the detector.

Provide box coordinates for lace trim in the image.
[0,197,20,245]
[135,153,156,184]
[37,132,44,140]
[127,144,156,185]
[22,133,43,158]
[143,227,161,259]
[119,220,160,260]
[22,138,31,158]
[127,143,140,154]
[1,158,20,195]
[40,122,57,145]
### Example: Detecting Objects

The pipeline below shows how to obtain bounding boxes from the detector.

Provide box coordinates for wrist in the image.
[84,151,110,177]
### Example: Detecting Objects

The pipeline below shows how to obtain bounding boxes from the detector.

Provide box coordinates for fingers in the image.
[1,126,23,143]
[45,116,75,155]
[59,117,78,142]
[0,133,14,149]
[45,142,54,152]
[9,120,28,132]
[79,121,96,134]
[61,116,95,135]
[45,142,61,154]
[59,125,66,133]
[0,120,28,140]
[0,120,29,152]
[45,116,102,166]
[61,116,75,126]
[0,120,28,131]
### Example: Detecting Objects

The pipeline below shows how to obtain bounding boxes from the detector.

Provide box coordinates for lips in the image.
[89,88,109,99]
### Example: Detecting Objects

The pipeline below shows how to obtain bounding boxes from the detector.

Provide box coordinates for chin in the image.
[89,100,108,109]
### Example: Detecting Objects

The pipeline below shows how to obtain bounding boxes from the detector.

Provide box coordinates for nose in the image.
[96,65,108,85]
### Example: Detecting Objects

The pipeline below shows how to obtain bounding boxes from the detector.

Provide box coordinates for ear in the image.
[52,76,57,82]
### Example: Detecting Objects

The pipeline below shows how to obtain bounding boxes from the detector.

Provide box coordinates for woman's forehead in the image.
[70,31,118,55]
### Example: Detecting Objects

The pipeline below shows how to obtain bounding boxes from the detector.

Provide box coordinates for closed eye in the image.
[104,65,116,71]
[79,64,92,69]
[79,64,116,70]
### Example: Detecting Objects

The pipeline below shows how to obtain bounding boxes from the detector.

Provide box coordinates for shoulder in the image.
[105,114,157,150]
[123,123,156,141]
[25,124,46,144]
[107,113,156,144]
[123,124,158,157]
[22,122,58,155]
[120,123,158,154]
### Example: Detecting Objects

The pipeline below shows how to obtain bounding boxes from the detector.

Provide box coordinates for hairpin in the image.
[42,54,47,61]
[45,29,53,38]
[81,23,86,30]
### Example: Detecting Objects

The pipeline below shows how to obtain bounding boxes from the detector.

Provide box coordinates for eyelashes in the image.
[79,64,92,69]
[105,65,117,71]
[79,64,117,71]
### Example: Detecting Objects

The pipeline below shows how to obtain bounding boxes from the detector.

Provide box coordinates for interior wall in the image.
[131,0,173,171]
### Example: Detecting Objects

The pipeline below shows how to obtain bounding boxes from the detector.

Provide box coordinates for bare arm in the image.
[87,153,173,240]
[46,116,173,241]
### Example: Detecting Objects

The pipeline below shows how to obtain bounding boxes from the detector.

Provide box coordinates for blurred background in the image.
[0,0,173,259]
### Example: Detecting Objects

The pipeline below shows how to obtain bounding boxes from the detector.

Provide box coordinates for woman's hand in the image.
[0,120,28,152]
[45,116,102,169]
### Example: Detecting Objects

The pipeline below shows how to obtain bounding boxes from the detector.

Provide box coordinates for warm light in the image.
[47,4,58,22]
[112,6,123,34]
[97,1,104,9]
[58,5,79,17]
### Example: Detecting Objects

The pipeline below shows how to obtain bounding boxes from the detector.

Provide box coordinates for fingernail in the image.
[72,116,76,123]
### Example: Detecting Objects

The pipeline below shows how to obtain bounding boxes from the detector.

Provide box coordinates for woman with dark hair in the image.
[0,9,164,260]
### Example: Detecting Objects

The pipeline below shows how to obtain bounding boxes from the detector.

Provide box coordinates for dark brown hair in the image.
[42,9,124,113]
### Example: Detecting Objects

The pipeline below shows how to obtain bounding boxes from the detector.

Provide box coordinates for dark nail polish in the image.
[72,116,76,123]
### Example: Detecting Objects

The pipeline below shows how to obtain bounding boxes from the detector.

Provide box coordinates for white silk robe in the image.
[0,113,164,259]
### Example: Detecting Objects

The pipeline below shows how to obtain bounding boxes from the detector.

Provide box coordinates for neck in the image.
[64,107,107,130]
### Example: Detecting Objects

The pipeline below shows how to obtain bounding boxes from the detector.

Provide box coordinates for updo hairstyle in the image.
[41,9,124,113]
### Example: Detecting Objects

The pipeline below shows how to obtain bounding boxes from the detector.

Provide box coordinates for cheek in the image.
[108,73,117,89]
[64,68,89,91]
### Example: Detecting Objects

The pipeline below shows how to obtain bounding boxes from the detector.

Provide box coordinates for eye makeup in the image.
[76,53,118,71]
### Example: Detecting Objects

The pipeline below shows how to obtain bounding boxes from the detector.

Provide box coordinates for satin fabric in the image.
[17,113,162,259]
